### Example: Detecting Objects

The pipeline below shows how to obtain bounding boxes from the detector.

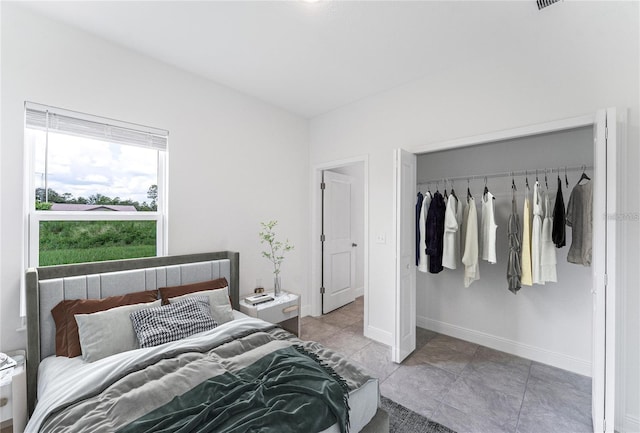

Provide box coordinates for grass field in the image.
[40,245,156,266]
[39,220,156,266]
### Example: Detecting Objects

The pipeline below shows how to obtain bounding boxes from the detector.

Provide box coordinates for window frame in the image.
[24,102,168,268]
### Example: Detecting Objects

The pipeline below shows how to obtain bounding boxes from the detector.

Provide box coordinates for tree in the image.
[35,187,64,203]
[147,185,158,210]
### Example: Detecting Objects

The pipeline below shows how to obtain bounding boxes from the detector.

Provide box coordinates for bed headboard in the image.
[25,251,239,416]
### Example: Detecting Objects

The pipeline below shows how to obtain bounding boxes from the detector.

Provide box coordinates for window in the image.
[25,102,168,267]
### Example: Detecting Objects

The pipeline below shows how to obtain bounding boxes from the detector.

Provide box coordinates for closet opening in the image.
[415,125,594,376]
[393,109,621,433]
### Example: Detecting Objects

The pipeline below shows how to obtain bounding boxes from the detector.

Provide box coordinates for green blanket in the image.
[117,345,350,433]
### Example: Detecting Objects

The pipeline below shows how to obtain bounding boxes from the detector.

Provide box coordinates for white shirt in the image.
[417,192,432,273]
[521,188,533,286]
[462,197,480,287]
[540,192,558,283]
[480,191,498,264]
[531,181,544,285]
[442,194,460,270]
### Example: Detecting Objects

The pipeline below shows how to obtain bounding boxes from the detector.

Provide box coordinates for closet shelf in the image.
[418,164,593,187]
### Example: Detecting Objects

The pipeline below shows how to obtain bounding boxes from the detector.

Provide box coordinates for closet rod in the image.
[418,164,593,186]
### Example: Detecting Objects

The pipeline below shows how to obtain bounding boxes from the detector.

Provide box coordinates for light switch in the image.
[376,234,386,244]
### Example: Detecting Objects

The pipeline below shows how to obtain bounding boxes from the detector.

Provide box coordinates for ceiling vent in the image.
[537,0,560,10]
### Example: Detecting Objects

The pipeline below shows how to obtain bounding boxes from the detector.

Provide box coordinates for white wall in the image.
[327,163,365,293]
[0,4,310,352]
[309,1,639,429]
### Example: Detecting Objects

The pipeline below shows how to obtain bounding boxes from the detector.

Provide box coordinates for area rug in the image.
[380,396,457,433]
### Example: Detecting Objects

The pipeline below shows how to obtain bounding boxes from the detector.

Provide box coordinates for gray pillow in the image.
[130,297,217,348]
[168,287,234,325]
[75,299,161,363]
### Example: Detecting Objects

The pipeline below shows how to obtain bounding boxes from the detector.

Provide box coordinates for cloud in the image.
[33,131,158,204]
[78,174,110,184]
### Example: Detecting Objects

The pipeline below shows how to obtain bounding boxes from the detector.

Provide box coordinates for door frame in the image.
[310,155,369,319]
[395,110,623,432]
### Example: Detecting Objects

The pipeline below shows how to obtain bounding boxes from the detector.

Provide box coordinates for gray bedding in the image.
[26,317,377,433]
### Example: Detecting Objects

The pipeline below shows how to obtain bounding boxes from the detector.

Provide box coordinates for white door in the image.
[392,149,417,363]
[592,108,618,433]
[322,171,356,314]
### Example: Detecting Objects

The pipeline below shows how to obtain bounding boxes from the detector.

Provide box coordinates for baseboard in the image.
[301,304,312,317]
[365,324,392,346]
[624,414,640,433]
[417,316,591,376]
[354,286,364,298]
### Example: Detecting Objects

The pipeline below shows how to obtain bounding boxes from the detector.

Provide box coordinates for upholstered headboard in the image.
[25,251,239,416]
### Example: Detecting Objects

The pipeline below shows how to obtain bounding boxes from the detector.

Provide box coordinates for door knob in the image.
[352,243,358,247]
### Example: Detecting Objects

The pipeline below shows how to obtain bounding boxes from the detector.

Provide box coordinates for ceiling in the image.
[19,1,561,118]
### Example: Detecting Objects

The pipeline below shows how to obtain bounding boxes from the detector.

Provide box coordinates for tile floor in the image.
[301,296,593,433]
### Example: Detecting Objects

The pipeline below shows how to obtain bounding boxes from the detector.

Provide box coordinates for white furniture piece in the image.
[240,291,300,337]
[0,350,27,433]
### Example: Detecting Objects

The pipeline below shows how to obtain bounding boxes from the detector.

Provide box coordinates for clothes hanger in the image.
[467,178,472,202]
[557,167,562,189]
[483,176,489,198]
[511,172,517,192]
[443,179,448,199]
[578,164,591,184]
[545,170,548,190]
[525,170,529,189]
[450,179,458,201]
[564,166,569,188]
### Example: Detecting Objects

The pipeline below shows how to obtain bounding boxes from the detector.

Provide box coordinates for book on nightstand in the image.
[244,293,274,305]
[0,352,17,372]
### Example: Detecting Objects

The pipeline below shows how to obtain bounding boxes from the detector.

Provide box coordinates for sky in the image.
[28,129,158,205]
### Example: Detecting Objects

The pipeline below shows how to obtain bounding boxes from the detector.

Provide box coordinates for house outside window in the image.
[25,102,168,267]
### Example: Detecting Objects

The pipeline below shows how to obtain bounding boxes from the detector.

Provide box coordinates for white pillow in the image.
[168,287,234,325]
[75,299,161,362]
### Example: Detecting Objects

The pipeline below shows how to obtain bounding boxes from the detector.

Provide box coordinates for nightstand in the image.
[239,291,300,336]
[0,351,26,433]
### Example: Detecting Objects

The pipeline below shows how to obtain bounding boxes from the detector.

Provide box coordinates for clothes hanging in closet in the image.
[418,191,432,272]
[442,194,461,270]
[507,186,522,294]
[454,193,463,264]
[552,176,566,248]
[462,196,480,287]
[460,197,468,259]
[480,191,497,264]
[532,181,544,285]
[426,191,446,274]
[541,191,558,282]
[415,192,424,266]
[566,179,593,266]
[521,185,533,286]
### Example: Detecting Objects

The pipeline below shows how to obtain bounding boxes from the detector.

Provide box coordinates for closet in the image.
[414,126,594,376]
[393,109,621,433]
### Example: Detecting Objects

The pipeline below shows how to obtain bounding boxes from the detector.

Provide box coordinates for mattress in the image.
[34,311,379,432]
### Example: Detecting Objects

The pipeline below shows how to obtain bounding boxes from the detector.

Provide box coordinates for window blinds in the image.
[25,102,168,151]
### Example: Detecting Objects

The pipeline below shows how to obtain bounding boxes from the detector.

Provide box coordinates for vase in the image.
[274,275,281,297]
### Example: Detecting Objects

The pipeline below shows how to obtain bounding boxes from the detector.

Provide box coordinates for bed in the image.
[25,251,389,432]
